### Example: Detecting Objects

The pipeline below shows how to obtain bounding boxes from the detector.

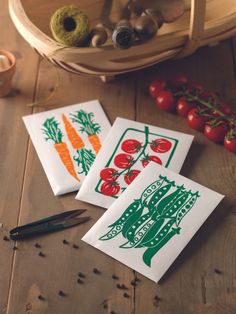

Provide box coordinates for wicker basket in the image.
[9,0,236,77]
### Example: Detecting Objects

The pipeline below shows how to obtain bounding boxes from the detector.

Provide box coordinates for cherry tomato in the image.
[114,153,134,169]
[124,170,141,185]
[141,155,162,168]
[219,102,231,115]
[168,74,188,88]
[100,181,120,196]
[149,80,166,98]
[204,122,228,143]
[186,108,207,131]
[224,132,236,153]
[150,138,172,153]
[121,139,142,154]
[155,90,175,112]
[200,90,218,102]
[100,168,119,182]
[188,82,204,94]
[176,97,196,117]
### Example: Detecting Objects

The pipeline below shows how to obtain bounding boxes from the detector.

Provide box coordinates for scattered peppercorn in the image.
[123,293,130,298]
[78,272,85,278]
[3,236,10,241]
[73,244,79,249]
[130,279,137,286]
[13,246,18,250]
[120,284,127,290]
[153,295,162,307]
[38,251,46,257]
[116,284,122,289]
[58,290,66,297]
[110,311,116,314]
[214,268,223,274]
[93,268,101,274]
[154,295,162,301]
[34,243,41,248]
[112,274,119,280]
[63,239,69,245]
[77,278,84,284]
[38,294,45,301]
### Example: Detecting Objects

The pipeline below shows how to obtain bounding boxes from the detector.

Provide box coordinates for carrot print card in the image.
[23,100,111,195]
[76,117,194,208]
[82,163,224,283]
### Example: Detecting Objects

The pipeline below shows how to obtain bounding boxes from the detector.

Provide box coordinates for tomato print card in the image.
[82,163,224,282]
[23,100,111,195]
[76,117,194,208]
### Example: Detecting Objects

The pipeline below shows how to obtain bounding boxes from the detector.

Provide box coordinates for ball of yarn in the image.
[50,5,89,46]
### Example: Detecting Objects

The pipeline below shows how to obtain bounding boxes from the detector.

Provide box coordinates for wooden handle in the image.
[175,0,206,58]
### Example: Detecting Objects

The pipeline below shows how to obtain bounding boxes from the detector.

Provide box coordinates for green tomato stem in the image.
[175,90,236,126]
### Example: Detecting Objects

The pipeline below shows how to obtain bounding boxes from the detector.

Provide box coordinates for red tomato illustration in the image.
[141,155,162,168]
[100,168,119,182]
[121,139,142,154]
[100,181,120,196]
[114,153,134,169]
[150,138,172,153]
[124,170,141,185]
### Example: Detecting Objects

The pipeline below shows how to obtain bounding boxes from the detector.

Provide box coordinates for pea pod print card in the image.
[23,100,111,195]
[82,163,224,283]
[76,117,194,208]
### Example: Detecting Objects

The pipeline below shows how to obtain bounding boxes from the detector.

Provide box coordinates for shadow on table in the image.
[159,140,234,284]
[159,197,233,284]
[180,140,205,178]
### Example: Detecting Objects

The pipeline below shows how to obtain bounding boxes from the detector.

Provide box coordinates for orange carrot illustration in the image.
[70,110,102,154]
[62,114,85,150]
[62,113,96,175]
[88,134,101,154]
[42,117,80,182]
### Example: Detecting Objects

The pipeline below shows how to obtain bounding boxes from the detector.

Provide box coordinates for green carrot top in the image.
[42,117,63,144]
[70,110,101,136]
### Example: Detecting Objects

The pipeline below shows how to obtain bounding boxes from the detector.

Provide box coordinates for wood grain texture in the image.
[6,62,137,314]
[1,1,236,313]
[134,39,236,314]
[0,0,39,312]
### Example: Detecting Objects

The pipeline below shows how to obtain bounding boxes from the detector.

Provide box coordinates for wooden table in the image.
[1,1,236,313]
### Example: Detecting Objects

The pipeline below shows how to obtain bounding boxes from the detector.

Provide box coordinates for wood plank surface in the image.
[0,0,39,312]
[134,40,236,314]
[0,1,236,314]
[6,63,137,314]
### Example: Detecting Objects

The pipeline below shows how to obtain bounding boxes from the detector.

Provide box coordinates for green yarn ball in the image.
[50,5,89,47]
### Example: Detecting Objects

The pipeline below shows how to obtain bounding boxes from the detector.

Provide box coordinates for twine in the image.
[27,60,61,107]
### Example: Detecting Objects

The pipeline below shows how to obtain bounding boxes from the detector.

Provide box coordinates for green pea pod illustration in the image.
[141,218,176,248]
[143,227,181,267]
[99,224,124,241]
[152,185,185,217]
[120,217,156,248]
[152,192,189,220]
[135,217,165,248]
[108,200,141,228]
[126,212,152,242]
[140,176,167,206]
[122,205,144,238]
[147,182,174,211]
[176,192,200,226]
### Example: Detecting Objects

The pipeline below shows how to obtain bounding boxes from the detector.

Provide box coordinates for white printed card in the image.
[76,117,194,208]
[23,100,111,195]
[82,163,224,283]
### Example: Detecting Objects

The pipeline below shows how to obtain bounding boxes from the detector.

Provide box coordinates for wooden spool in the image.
[9,0,236,78]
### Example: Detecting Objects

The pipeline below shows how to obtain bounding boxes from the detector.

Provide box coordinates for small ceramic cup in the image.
[0,50,16,97]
